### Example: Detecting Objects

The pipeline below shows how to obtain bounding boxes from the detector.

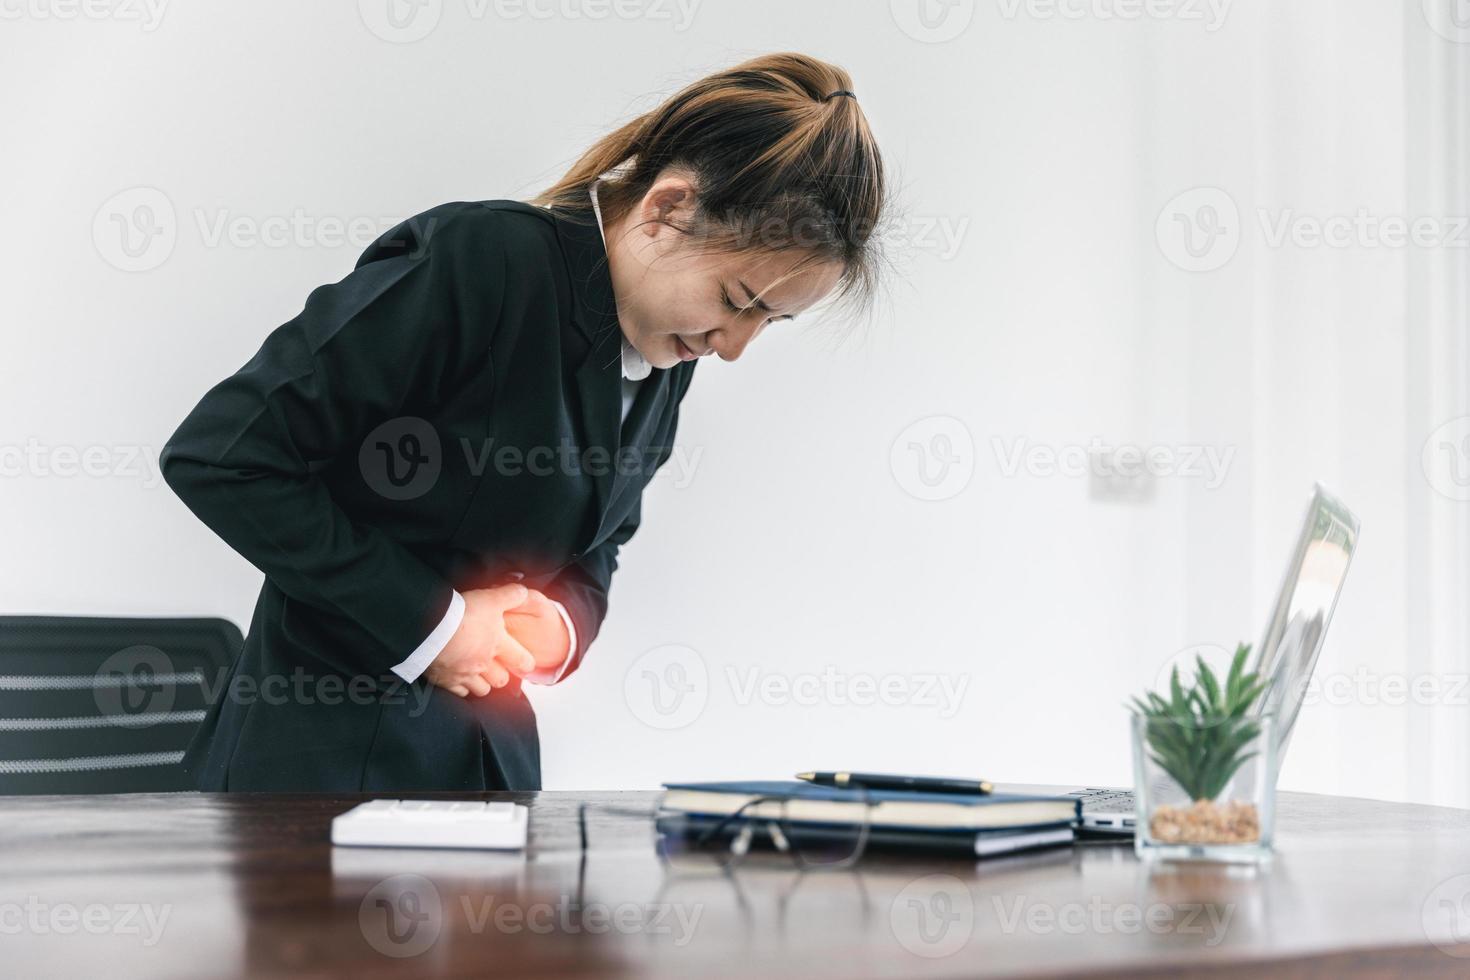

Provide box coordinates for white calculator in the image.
[331,799,529,850]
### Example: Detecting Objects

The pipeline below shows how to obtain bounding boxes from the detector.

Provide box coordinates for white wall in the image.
[3,0,1465,805]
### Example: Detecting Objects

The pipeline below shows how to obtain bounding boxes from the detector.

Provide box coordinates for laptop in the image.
[1000,483,1361,836]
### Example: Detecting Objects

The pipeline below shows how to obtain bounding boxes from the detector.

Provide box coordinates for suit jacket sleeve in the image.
[158,204,508,676]
[540,364,695,683]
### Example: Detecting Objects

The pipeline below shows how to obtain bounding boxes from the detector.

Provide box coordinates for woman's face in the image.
[603,175,845,369]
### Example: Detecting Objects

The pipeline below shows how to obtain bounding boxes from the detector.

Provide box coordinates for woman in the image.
[160,52,888,792]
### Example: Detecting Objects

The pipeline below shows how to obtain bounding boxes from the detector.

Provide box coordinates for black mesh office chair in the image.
[0,616,241,794]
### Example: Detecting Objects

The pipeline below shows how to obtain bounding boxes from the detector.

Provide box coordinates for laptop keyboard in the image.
[1068,788,1136,814]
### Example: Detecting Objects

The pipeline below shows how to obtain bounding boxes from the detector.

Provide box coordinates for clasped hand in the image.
[423,584,571,697]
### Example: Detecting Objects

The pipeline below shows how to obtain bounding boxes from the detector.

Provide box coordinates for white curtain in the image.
[1142,2,1470,805]
[1406,1,1470,806]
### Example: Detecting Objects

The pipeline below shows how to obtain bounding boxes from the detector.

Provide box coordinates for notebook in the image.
[661,780,1079,832]
[656,812,1074,858]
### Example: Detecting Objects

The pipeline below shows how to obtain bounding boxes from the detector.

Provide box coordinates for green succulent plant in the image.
[1130,643,1267,803]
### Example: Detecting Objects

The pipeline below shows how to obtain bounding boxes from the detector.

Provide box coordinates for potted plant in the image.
[1128,643,1277,862]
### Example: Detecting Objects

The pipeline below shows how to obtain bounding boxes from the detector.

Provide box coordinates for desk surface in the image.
[4,788,1470,978]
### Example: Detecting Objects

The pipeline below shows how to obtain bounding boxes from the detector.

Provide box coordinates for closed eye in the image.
[722,282,796,322]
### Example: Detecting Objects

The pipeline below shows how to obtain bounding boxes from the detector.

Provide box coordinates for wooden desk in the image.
[4,789,1470,977]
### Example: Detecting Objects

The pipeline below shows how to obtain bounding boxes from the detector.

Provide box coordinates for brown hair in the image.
[530,52,890,322]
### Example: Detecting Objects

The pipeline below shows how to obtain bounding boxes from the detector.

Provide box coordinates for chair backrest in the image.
[0,616,242,794]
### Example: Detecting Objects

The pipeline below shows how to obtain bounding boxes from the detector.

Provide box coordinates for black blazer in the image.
[160,199,696,792]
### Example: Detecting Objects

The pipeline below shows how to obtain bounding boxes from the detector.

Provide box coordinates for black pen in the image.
[796,771,994,795]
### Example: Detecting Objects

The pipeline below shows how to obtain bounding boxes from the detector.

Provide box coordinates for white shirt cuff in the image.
[390,589,465,683]
[524,599,577,686]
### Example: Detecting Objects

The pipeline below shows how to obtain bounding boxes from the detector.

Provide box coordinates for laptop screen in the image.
[1252,484,1360,760]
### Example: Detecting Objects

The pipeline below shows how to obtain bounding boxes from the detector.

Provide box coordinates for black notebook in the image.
[661,780,1079,832]
[656,812,1075,858]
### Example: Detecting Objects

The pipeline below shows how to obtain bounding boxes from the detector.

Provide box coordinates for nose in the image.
[709,319,766,362]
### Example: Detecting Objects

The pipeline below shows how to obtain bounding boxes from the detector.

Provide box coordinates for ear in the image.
[638,174,697,237]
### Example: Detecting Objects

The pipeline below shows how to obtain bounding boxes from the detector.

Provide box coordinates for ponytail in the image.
[530,52,890,319]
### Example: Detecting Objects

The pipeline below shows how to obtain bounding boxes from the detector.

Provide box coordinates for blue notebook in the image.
[661,780,1079,832]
